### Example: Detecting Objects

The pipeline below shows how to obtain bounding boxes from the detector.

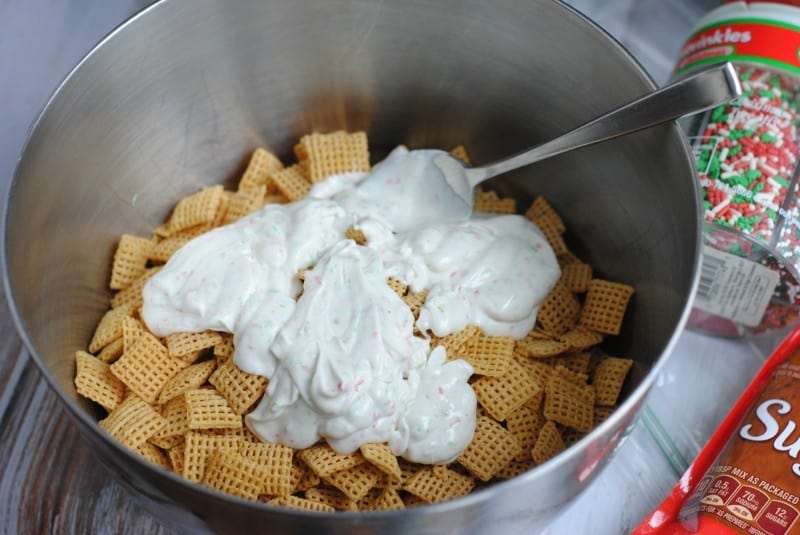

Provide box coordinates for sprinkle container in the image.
[675,1,800,337]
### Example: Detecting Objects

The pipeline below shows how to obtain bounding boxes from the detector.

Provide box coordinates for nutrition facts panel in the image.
[0,0,776,533]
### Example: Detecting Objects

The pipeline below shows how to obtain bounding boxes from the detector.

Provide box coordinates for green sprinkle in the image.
[703,200,712,211]
[708,152,721,179]
[775,175,790,187]
[752,181,764,195]
[740,71,753,81]
[758,89,774,99]
[745,169,762,182]
[760,132,777,143]
[767,208,778,220]
[711,106,728,123]
[728,144,742,157]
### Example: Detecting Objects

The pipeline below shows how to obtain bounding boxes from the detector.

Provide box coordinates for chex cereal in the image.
[457,416,521,481]
[74,350,125,412]
[109,234,154,290]
[238,147,283,192]
[184,388,242,430]
[76,132,638,512]
[294,131,370,183]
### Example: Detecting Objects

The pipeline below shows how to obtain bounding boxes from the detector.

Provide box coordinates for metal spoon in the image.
[432,62,742,208]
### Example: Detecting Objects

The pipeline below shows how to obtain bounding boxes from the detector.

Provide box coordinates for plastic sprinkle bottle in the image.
[675,1,800,338]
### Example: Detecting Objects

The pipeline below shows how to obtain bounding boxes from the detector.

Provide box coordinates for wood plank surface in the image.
[0,325,173,535]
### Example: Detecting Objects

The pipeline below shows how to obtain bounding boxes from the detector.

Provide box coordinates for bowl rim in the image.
[0,0,703,522]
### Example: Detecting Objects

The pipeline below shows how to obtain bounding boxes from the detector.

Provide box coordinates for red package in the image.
[635,328,800,534]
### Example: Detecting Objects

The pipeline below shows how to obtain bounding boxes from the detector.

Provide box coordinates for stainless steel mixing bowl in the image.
[2,0,701,533]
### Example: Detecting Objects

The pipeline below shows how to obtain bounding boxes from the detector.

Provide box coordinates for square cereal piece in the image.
[531,421,565,464]
[211,190,230,228]
[457,416,521,481]
[152,395,189,448]
[268,495,336,513]
[357,487,384,510]
[457,334,514,377]
[89,307,131,353]
[579,279,634,335]
[472,358,542,421]
[533,216,568,257]
[223,185,267,225]
[525,197,566,234]
[109,234,155,290]
[537,281,581,336]
[474,192,516,214]
[183,430,244,482]
[432,325,481,356]
[513,355,553,390]
[386,277,407,297]
[322,462,382,502]
[593,357,633,406]
[305,486,358,512]
[167,185,224,233]
[184,388,242,430]
[402,290,428,319]
[297,444,365,478]
[547,351,592,375]
[213,334,234,364]
[403,466,475,503]
[110,330,188,404]
[238,441,294,496]
[294,131,370,183]
[561,262,592,293]
[553,364,589,385]
[516,338,569,359]
[149,225,210,264]
[271,164,311,201]
[134,442,170,469]
[495,457,537,479]
[397,458,424,487]
[346,226,368,245]
[360,442,402,484]
[203,450,269,500]
[558,328,603,352]
[208,359,269,415]
[557,249,582,268]
[99,394,166,448]
[165,330,223,359]
[238,147,283,192]
[263,193,290,206]
[158,360,217,404]
[111,266,162,309]
[505,405,546,462]
[290,457,321,493]
[402,492,429,508]
[366,486,405,511]
[97,337,124,364]
[74,350,125,412]
[168,442,186,476]
[543,374,595,432]
[450,145,470,165]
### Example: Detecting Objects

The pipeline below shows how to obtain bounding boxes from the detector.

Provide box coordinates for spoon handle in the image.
[466,62,742,187]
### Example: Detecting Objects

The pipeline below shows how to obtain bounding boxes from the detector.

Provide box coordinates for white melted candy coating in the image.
[142,146,561,464]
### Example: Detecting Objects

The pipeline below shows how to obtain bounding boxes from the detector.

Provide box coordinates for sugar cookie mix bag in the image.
[674,1,800,337]
[635,327,800,534]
